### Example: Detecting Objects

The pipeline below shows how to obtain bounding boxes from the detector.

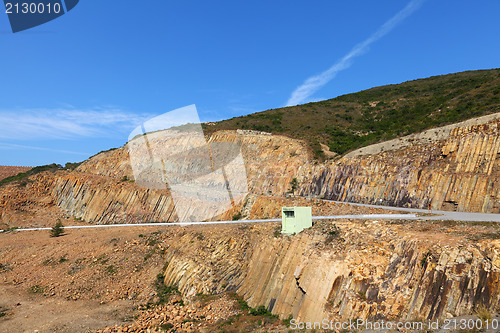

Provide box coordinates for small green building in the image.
[281,207,312,235]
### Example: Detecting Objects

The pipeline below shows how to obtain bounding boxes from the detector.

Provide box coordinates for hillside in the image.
[0,72,499,331]
[204,68,500,158]
[0,166,31,182]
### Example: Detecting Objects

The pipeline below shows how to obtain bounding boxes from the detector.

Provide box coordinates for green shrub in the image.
[288,178,299,194]
[50,221,64,238]
[154,273,180,305]
[63,162,82,170]
[250,305,269,316]
[283,314,294,327]
[421,251,431,267]
[105,265,116,275]
[0,163,61,187]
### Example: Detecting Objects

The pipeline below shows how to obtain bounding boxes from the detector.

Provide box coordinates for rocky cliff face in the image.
[157,220,500,322]
[14,114,491,227]
[2,114,497,227]
[299,117,500,213]
[1,115,499,325]
[44,130,310,224]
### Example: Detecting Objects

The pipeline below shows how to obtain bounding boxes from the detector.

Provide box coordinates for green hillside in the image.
[203,69,500,159]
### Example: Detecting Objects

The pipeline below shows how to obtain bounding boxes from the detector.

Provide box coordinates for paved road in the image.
[328,200,500,222]
[4,214,416,232]
[3,200,499,233]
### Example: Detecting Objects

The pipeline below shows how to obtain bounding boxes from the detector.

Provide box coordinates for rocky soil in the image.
[1,218,500,332]
[0,166,31,181]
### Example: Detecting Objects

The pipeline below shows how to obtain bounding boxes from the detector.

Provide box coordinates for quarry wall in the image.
[158,222,500,322]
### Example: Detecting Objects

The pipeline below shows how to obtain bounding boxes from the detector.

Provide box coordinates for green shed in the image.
[281,207,312,235]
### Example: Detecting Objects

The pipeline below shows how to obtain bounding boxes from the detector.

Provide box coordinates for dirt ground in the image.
[0,166,31,182]
[0,285,136,332]
[0,223,293,333]
[0,225,179,332]
[1,218,499,332]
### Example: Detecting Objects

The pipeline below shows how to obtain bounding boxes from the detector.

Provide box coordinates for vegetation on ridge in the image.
[0,162,82,187]
[203,68,500,159]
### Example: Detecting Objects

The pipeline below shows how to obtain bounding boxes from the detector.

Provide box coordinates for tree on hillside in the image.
[50,220,65,237]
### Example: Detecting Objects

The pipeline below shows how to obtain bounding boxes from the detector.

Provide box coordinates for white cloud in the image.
[0,107,150,140]
[286,0,425,106]
[0,142,90,155]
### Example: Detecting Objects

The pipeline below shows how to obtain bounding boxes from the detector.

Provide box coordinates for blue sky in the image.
[0,0,499,166]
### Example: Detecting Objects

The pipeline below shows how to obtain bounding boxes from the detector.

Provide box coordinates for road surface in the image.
[328,200,500,222]
[3,200,499,232]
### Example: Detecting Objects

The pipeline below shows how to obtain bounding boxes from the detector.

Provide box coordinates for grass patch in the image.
[213,292,281,332]
[144,245,158,261]
[147,238,158,246]
[229,292,278,318]
[475,305,492,321]
[195,292,219,307]
[0,162,83,188]
[28,285,46,294]
[421,250,431,267]
[105,265,116,275]
[283,314,294,327]
[95,254,109,264]
[154,273,181,305]
[159,323,173,331]
[323,224,341,245]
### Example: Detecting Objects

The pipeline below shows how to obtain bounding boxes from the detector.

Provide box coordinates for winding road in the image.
[5,198,500,233]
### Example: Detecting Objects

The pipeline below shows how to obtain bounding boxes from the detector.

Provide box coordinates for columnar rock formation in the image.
[18,114,497,227]
[1,114,499,324]
[300,118,499,213]
[157,221,500,322]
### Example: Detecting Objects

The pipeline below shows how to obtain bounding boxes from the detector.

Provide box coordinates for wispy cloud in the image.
[286,0,425,106]
[0,107,150,140]
[0,142,90,155]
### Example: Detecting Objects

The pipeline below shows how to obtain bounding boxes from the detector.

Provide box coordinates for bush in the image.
[288,178,299,194]
[63,162,82,170]
[50,221,64,237]
[0,163,61,187]
[250,305,269,316]
[283,314,294,327]
[29,285,46,294]
[421,250,431,267]
[154,273,180,305]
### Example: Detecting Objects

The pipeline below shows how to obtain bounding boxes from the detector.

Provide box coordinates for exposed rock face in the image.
[14,115,491,227]
[48,130,310,224]
[2,114,497,228]
[51,173,177,224]
[300,118,500,213]
[1,115,499,325]
[157,221,500,322]
[344,112,500,157]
